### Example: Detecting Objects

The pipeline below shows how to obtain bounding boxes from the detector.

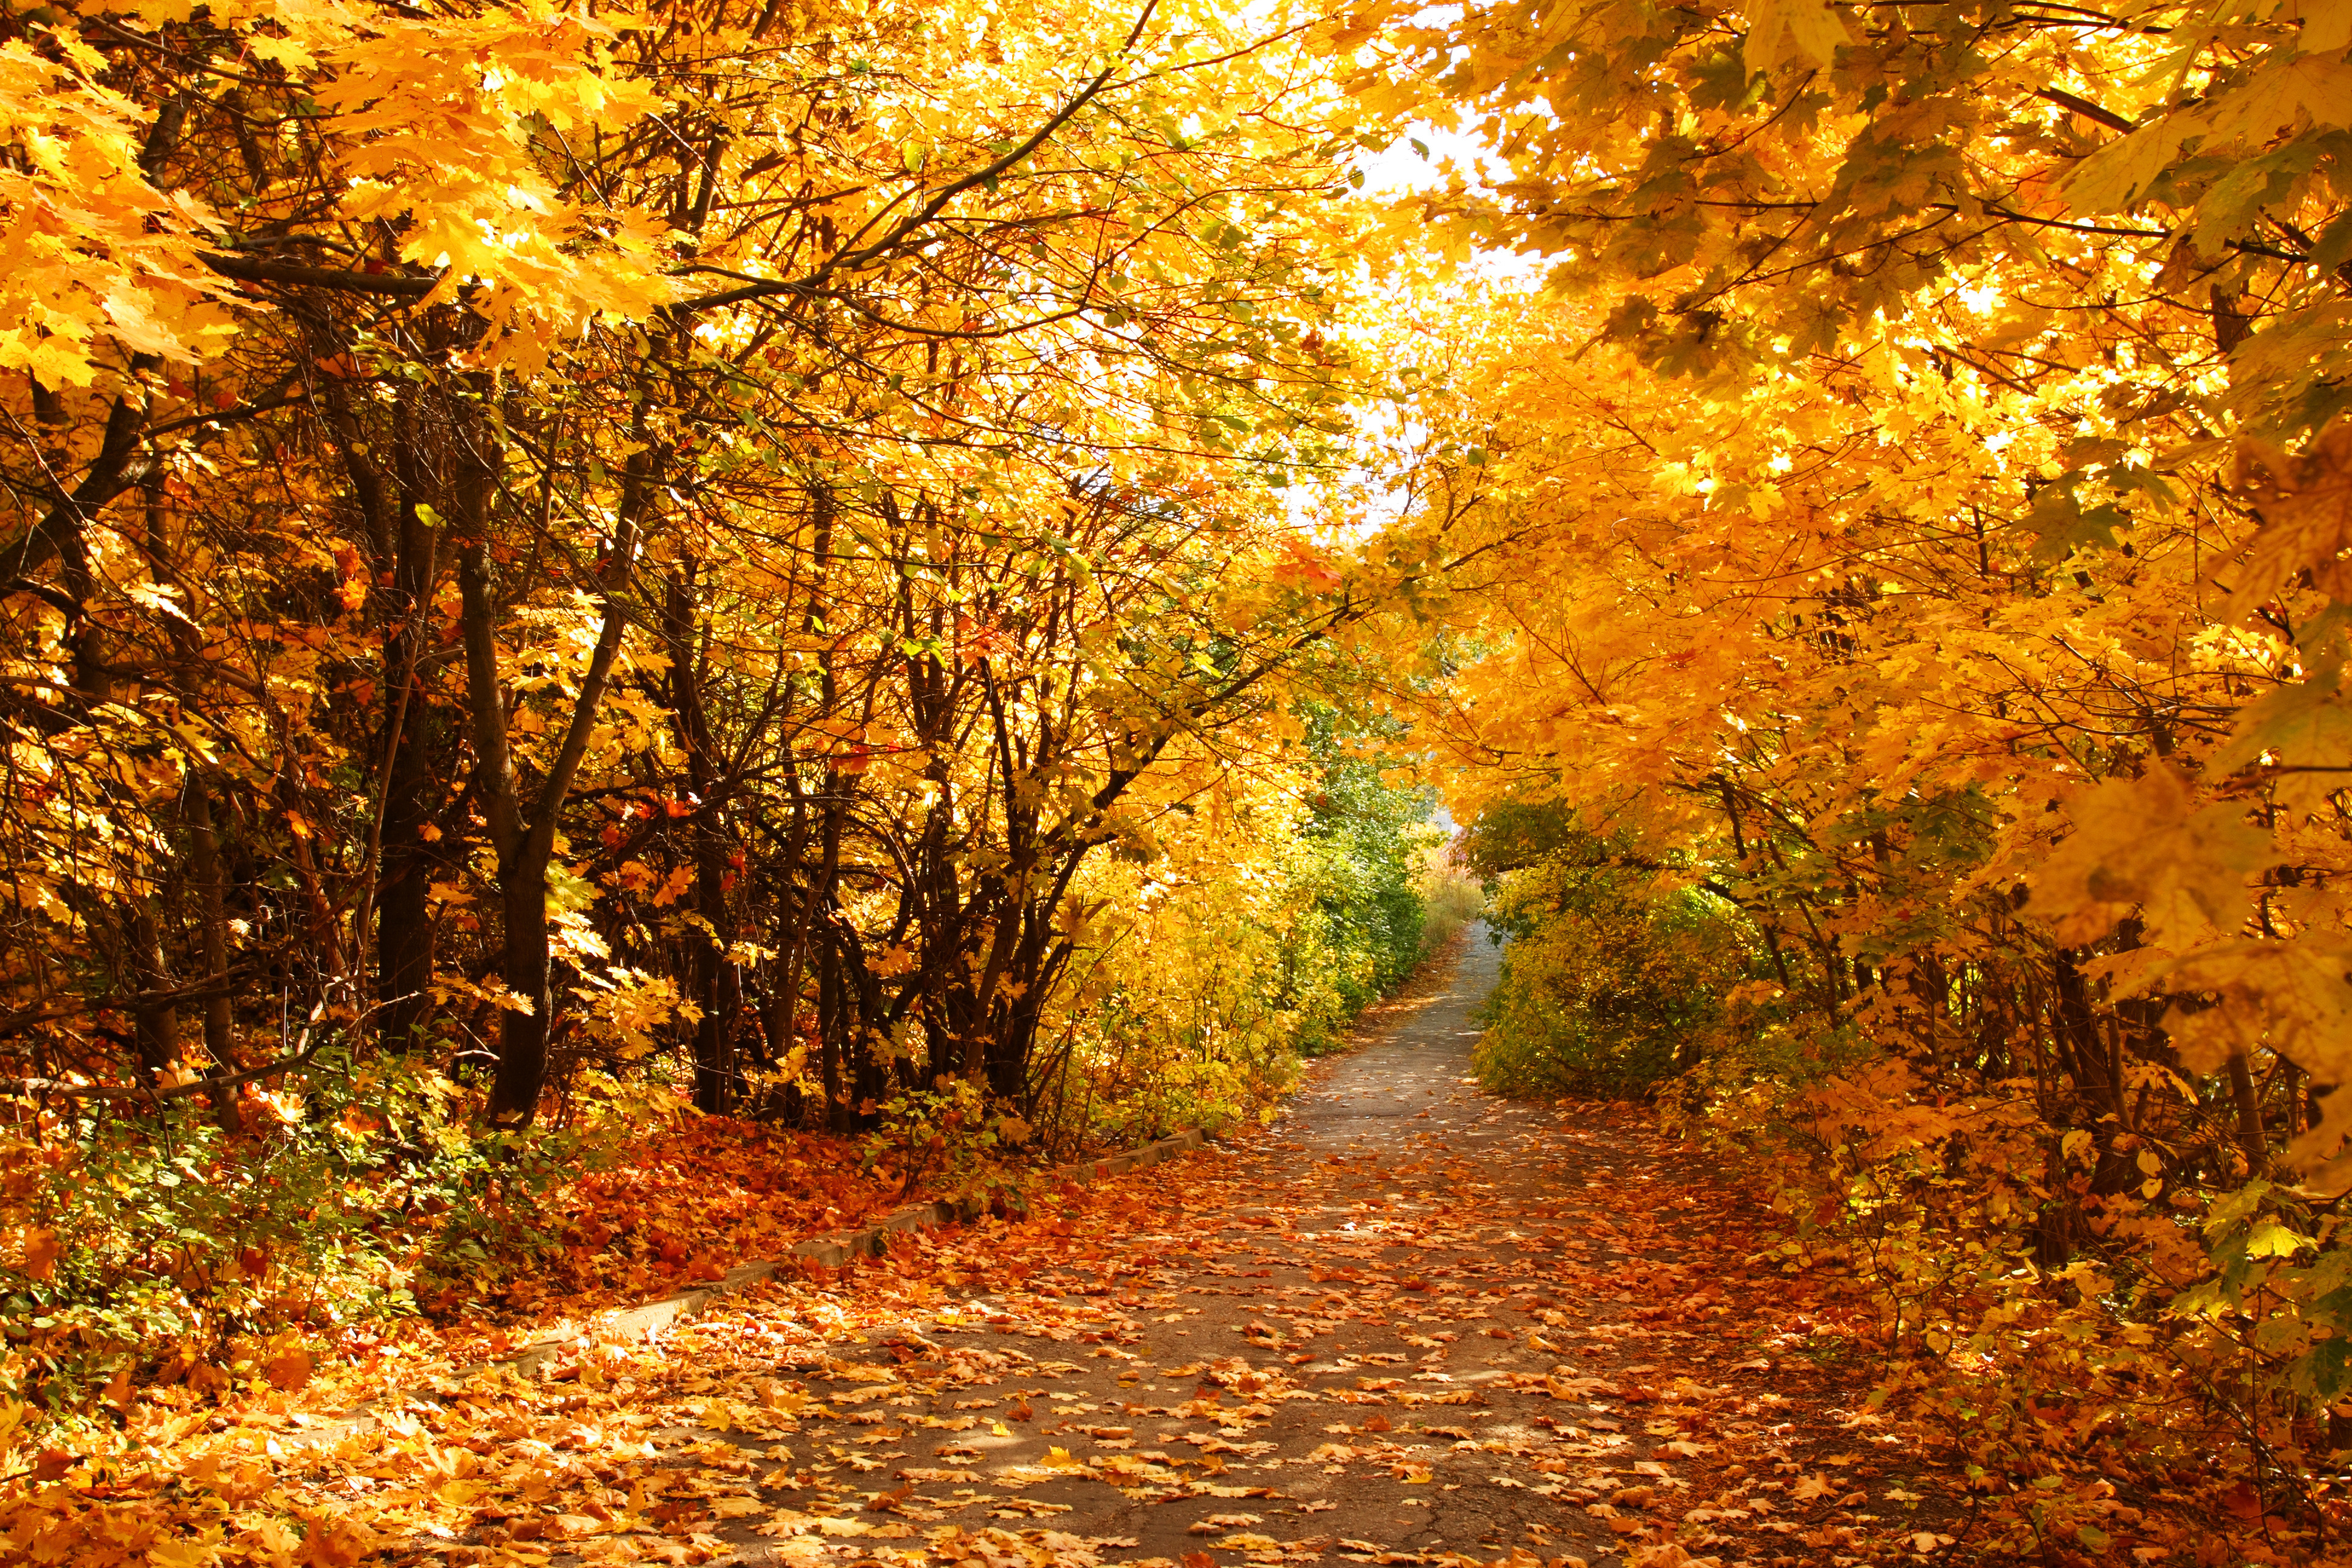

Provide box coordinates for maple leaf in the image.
[2227,418,2352,621]
[293,1512,374,1567]
[2025,765,2267,947]
[2209,655,2352,815]
[263,1345,315,1392]
[1745,0,1852,72]
[2152,937,2352,1078]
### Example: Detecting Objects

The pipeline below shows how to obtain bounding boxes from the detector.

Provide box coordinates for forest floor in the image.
[19,931,1999,1568]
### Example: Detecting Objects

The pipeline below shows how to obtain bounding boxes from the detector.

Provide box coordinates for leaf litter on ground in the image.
[1,1130,1961,1565]
[0,946,2227,1567]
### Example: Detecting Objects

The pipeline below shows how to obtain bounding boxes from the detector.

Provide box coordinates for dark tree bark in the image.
[184,777,240,1128]
[662,566,745,1113]
[461,426,645,1126]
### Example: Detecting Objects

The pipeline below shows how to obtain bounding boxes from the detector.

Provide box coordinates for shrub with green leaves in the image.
[1287,704,1443,1051]
[1465,800,1762,1097]
[0,1050,580,1423]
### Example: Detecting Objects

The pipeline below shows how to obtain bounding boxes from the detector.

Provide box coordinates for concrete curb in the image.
[290,1125,1212,1442]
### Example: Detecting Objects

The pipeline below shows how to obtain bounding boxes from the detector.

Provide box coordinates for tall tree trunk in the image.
[374,419,446,1047]
[461,428,645,1127]
[662,568,740,1113]
[126,903,178,1084]
[185,777,240,1128]
[818,921,845,1133]
[492,860,555,1117]
[376,696,442,1051]
[457,529,544,1118]
[2226,1048,2269,1176]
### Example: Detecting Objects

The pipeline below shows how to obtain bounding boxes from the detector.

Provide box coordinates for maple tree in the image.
[0,0,1465,1442]
[8,0,2351,1557]
[1326,0,2352,1549]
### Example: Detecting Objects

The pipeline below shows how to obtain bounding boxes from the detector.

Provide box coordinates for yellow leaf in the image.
[2226,417,2352,622]
[2027,764,2268,946]
[2210,655,2352,814]
[2154,938,2352,1079]
[2296,0,2352,52]
[2246,1221,2310,1258]
[1745,0,1851,72]
[249,34,318,71]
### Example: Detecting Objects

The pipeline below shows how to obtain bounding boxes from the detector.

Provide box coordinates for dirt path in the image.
[355,932,1949,1568]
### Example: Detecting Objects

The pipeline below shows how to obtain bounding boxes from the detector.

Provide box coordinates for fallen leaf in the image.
[264,1347,314,1392]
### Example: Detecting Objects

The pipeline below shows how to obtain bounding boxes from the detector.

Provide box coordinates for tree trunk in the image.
[662,569,741,1114]
[376,700,442,1052]
[185,777,240,1129]
[492,852,555,1117]
[127,904,178,1084]
[376,483,445,1053]
[818,923,845,1132]
[460,431,644,1126]
[2226,1048,2269,1176]
[459,531,537,1119]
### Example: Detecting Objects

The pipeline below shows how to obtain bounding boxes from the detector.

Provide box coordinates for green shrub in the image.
[1416,858,1485,956]
[1474,889,1750,1096]
[1463,799,1759,1098]
[0,1050,580,1424]
[1288,707,1441,1050]
[1034,705,1454,1148]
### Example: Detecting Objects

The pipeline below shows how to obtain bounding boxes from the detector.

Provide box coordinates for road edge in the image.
[287,1125,1210,1446]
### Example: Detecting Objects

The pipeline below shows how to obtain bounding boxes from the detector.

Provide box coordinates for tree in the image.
[1332,0,2352,1532]
[0,0,1373,1132]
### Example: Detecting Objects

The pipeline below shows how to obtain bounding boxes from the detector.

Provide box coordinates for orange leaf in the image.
[296,1513,374,1567]
[22,1227,59,1281]
[265,1347,315,1391]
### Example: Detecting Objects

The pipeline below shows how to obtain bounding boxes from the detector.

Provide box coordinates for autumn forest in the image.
[0,0,2347,1561]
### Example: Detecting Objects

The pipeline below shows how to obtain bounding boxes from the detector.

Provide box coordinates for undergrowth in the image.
[1464,792,2351,1560]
